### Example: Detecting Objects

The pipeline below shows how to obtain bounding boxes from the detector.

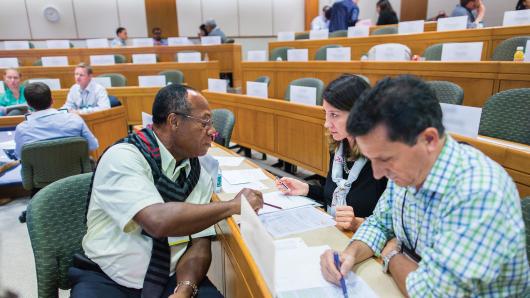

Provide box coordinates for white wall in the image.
[0,0,147,40]
[427,0,516,27]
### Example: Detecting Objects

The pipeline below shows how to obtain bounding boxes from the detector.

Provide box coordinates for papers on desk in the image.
[222,168,268,185]
[348,26,370,38]
[525,41,530,62]
[259,191,319,215]
[259,206,336,238]
[309,29,329,40]
[177,52,202,63]
[246,81,268,98]
[398,20,424,34]
[437,16,468,32]
[0,140,15,150]
[222,178,267,194]
[213,156,244,167]
[440,103,482,138]
[90,55,115,65]
[4,41,29,50]
[503,10,530,27]
[132,38,154,47]
[326,47,351,62]
[46,40,70,49]
[138,75,166,87]
[168,37,192,46]
[246,50,268,62]
[28,79,61,90]
[287,49,309,62]
[371,44,411,61]
[86,38,109,48]
[41,56,69,67]
[132,54,157,64]
[277,32,295,41]
[92,77,112,88]
[201,36,221,45]
[290,85,317,106]
[0,58,19,68]
[208,78,228,93]
[441,42,483,62]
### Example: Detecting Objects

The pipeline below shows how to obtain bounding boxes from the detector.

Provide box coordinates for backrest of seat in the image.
[329,30,347,38]
[427,81,464,105]
[33,58,42,66]
[255,76,271,86]
[108,95,122,107]
[212,109,235,147]
[479,88,530,145]
[27,173,92,298]
[521,196,530,266]
[269,47,294,61]
[295,32,310,40]
[284,77,325,105]
[372,26,398,35]
[97,73,127,87]
[159,70,184,85]
[315,45,341,61]
[113,54,127,64]
[423,43,443,61]
[21,137,92,190]
[492,36,530,61]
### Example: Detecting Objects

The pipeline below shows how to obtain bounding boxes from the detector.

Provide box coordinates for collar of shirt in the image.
[79,80,97,94]
[26,108,59,121]
[153,132,190,178]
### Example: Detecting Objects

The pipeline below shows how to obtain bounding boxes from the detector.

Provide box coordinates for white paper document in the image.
[398,20,424,34]
[138,75,166,87]
[92,77,112,88]
[246,81,268,98]
[440,103,482,138]
[46,40,70,49]
[142,112,153,128]
[275,245,378,298]
[437,16,468,32]
[28,79,61,90]
[246,50,267,62]
[259,191,318,214]
[132,54,157,64]
[177,52,202,63]
[201,36,222,45]
[0,58,19,68]
[326,47,351,61]
[309,29,329,40]
[371,44,411,61]
[347,26,370,37]
[287,49,309,62]
[277,32,295,41]
[441,42,483,62]
[4,41,30,50]
[525,41,530,62]
[0,140,16,150]
[222,168,269,185]
[86,38,109,48]
[214,156,244,167]
[290,85,317,106]
[90,55,115,65]
[132,38,154,47]
[41,56,68,67]
[503,10,530,27]
[208,78,228,93]
[259,206,336,238]
[221,179,267,194]
[168,37,191,45]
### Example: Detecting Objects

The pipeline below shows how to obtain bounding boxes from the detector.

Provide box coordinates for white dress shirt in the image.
[63,80,110,111]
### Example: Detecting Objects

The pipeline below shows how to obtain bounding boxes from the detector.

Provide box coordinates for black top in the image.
[376,10,399,26]
[307,153,387,218]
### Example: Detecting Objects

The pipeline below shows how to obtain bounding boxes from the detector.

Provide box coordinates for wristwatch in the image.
[174,280,198,297]
[382,250,400,274]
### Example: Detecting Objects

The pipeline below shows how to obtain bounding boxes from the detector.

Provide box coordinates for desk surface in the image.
[209,144,403,297]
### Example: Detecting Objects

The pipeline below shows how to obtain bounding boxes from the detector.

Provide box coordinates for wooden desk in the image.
[270,25,530,61]
[0,106,128,160]
[202,91,530,198]
[9,61,219,91]
[0,44,242,87]
[208,144,402,297]
[240,61,530,107]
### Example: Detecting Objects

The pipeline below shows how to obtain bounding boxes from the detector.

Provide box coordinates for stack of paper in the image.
[222,168,269,184]
[259,206,336,238]
[259,191,319,215]
[214,156,245,167]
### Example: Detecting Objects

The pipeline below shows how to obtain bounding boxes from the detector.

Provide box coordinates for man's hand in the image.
[320,249,355,285]
[335,206,362,231]
[233,188,263,213]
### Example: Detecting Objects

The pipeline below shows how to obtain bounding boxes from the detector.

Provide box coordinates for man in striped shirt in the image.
[320,75,529,296]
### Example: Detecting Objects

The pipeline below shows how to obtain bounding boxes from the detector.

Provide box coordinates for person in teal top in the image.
[0,68,27,116]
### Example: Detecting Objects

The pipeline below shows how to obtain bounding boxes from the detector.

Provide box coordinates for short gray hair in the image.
[205,19,217,27]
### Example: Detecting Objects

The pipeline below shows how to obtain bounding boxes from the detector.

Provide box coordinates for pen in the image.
[264,202,282,209]
[334,251,348,298]
[275,176,290,191]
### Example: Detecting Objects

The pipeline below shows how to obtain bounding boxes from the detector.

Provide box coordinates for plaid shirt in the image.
[353,136,530,297]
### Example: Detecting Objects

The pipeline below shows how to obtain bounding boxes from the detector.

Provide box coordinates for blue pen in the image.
[333,251,349,298]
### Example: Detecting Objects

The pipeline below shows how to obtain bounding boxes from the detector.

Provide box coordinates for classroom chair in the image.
[212,109,235,147]
[269,47,294,61]
[97,73,127,87]
[491,36,530,61]
[295,32,310,40]
[284,78,325,105]
[159,70,185,85]
[371,26,398,35]
[329,30,348,38]
[315,45,341,61]
[427,81,464,105]
[423,43,443,61]
[114,54,127,64]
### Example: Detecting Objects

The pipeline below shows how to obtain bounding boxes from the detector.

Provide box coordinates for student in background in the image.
[376,0,399,26]
[276,75,386,232]
[152,27,168,46]
[329,0,360,32]
[111,27,128,47]
[204,19,226,43]
[516,0,529,10]
[311,5,331,30]
[62,63,110,112]
[0,68,26,116]
[451,0,486,28]
[198,24,208,37]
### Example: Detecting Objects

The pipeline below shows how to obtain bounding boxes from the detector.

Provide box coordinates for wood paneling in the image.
[305,0,319,31]
[240,61,530,107]
[145,0,179,37]
[400,0,428,22]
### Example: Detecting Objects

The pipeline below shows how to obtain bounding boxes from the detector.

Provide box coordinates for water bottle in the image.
[513,46,525,62]
[215,168,222,193]
[204,53,209,62]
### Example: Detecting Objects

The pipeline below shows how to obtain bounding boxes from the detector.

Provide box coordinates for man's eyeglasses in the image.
[173,112,213,129]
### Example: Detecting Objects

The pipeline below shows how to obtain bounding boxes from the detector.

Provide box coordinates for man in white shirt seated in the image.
[311,5,331,30]
[62,63,110,113]
[111,27,128,47]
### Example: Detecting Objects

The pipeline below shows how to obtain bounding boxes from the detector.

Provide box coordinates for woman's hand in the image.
[335,206,363,231]
[275,177,309,196]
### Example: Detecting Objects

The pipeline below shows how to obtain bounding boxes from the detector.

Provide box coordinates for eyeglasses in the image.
[173,112,213,129]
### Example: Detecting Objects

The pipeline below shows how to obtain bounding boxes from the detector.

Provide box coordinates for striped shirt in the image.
[353,136,530,297]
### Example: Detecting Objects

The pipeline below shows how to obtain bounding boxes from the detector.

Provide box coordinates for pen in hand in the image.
[333,251,349,298]
[275,176,290,191]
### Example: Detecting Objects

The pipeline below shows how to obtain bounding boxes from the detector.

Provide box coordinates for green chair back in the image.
[522,196,530,266]
[492,36,530,61]
[423,43,443,61]
[33,58,42,66]
[29,42,35,49]
[21,137,92,190]
[97,73,127,87]
[212,109,235,147]
[315,44,341,61]
[270,47,294,61]
[69,42,75,48]
[372,26,398,35]
[159,70,184,85]
[329,30,347,38]
[284,77,325,105]
[427,81,464,105]
[225,38,235,44]
[479,88,530,145]
[255,76,271,86]
[27,173,92,298]
[114,54,127,64]
[295,32,310,40]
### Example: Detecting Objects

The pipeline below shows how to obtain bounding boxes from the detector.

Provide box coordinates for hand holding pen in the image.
[334,251,349,298]
[274,176,309,196]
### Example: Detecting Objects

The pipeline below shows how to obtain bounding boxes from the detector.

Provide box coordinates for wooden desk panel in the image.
[13,61,219,91]
[0,44,242,86]
[270,25,530,61]
[240,61,530,107]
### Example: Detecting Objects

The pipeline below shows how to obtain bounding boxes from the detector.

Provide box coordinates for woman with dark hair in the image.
[198,24,208,37]
[376,0,399,25]
[275,75,387,232]
[516,0,529,10]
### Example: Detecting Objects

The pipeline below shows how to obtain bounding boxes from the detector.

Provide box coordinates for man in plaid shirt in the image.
[320,75,529,296]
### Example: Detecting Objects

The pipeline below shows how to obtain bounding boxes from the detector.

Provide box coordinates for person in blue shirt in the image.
[451,0,486,28]
[204,19,227,43]
[152,27,168,46]
[111,27,128,47]
[329,0,360,32]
